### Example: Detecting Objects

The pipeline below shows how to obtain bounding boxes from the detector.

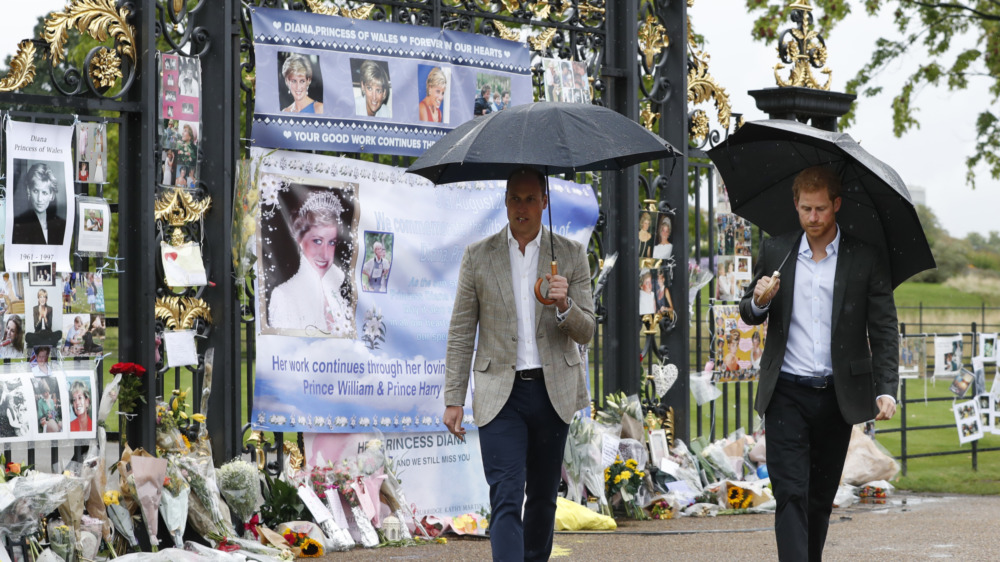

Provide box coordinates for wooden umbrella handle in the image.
[534,261,558,305]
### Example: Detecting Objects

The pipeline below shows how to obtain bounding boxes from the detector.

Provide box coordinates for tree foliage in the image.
[746,0,1000,187]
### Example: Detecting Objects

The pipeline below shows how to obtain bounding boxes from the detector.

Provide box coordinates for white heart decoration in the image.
[503,50,510,58]
[399,36,408,43]
[283,130,292,139]
[651,363,678,398]
[272,21,282,30]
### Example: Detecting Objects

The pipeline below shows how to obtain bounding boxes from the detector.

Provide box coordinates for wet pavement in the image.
[317,493,1000,560]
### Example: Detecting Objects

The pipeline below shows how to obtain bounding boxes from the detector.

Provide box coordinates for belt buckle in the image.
[814,376,831,389]
[518,369,538,381]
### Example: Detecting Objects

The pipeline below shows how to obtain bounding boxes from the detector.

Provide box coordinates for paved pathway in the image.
[316,493,999,560]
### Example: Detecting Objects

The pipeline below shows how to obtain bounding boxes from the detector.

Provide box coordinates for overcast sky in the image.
[4,3,997,237]
[688,2,999,239]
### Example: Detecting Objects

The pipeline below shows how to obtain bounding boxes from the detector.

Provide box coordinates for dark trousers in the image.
[765,378,853,562]
[478,377,569,562]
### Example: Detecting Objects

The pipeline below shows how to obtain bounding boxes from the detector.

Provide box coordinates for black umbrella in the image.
[707,119,935,287]
[408,101,679,302]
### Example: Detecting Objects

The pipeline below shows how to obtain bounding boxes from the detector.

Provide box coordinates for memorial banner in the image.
[305,431,490,520]
[250,7,531,155]
[4,120,76,272]
[250,149,599,433]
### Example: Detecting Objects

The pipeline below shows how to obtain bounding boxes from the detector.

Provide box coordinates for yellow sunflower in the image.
[299,537,324,557]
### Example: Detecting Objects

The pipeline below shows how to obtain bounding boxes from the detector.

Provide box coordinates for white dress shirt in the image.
[508,226,543,371]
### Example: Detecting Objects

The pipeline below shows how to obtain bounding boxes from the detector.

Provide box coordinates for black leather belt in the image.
[779,371,834,389]
[516,368,543,381]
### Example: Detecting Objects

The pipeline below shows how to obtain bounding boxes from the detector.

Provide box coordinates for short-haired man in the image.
[739,165,899,561]
[444,167,594,561]
[474,85,492,116]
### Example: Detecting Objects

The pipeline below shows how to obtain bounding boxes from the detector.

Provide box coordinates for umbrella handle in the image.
[534,261,558,306]
[758,271,781,305]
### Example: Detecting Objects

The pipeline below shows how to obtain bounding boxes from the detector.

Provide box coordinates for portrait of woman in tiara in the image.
[263,184,358,337]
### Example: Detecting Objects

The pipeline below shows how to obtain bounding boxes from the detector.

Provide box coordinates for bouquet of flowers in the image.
[104,489,138,550]
[48,523,77,562]
[294,465,354,551]
[279,525,325,558]
[331,468,379,548]
[109,362,147,444]
[564,416,607,510]
[604,456,648,520]
[128,455,168,550]
[176,452,236,538]
[688,260,714,305]
[0,472,77,540]
[217,459,263,538]
[597,392,644,441]
[161,458,191,548]
[648,498,675,520]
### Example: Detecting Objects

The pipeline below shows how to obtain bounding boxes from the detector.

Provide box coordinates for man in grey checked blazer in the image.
[444,167,595,561]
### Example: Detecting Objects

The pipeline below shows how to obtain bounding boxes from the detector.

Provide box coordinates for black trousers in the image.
[478,377,569,562]
[765,377,853,562]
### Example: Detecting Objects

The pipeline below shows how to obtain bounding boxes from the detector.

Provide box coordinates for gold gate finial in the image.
[773,0,832,90]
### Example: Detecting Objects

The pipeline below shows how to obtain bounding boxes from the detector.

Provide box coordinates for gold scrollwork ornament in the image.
[43,0,136,68]
[304,0,374,19]
[155,296,213,331]
[0,40,37,93]
[154,188,212,245]
[638,14,669,69]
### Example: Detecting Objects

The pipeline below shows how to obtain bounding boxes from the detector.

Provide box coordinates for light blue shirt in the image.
[781,229,840,378]
[753,227,895,405]
[752,228,840,378]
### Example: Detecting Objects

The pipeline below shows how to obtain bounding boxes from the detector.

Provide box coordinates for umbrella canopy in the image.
[707,119,935,288]
[406,101,678,183]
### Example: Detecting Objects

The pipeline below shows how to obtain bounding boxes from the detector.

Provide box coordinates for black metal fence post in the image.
[118,2,160,450]
[601,1,641,397]
[193,0,242,466]
[900,377,908,476]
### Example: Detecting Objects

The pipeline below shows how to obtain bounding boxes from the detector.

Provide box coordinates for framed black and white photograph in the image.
[29,262,57,287]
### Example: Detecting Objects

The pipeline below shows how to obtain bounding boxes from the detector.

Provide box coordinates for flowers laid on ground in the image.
[604,456,648,520]
[649,499,675,520]
[727,485,753,509]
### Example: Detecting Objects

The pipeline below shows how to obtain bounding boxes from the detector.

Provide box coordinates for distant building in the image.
[908,185,927,206]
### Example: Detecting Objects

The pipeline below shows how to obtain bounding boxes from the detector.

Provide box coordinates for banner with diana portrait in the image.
[250,7,532,156]
[251,149,599,434]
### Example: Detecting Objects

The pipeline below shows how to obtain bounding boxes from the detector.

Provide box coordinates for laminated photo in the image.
[66,370,96,438]
[75,122,108,185]
[76,197,112,256]
[0,373,38,443]
[933,335,963,376]
[949,368,975,398]
[899,335,926,378]
[712,304,765,382]
[979,332,998,363]
[953,398,983,444]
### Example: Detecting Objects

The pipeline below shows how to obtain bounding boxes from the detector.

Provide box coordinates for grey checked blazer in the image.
[444,226,596,426]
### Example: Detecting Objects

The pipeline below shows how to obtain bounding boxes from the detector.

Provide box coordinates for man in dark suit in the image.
[473,85,492,116]
[444,167,595,561]
[739,165,898,561]
[12,163,66,246]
